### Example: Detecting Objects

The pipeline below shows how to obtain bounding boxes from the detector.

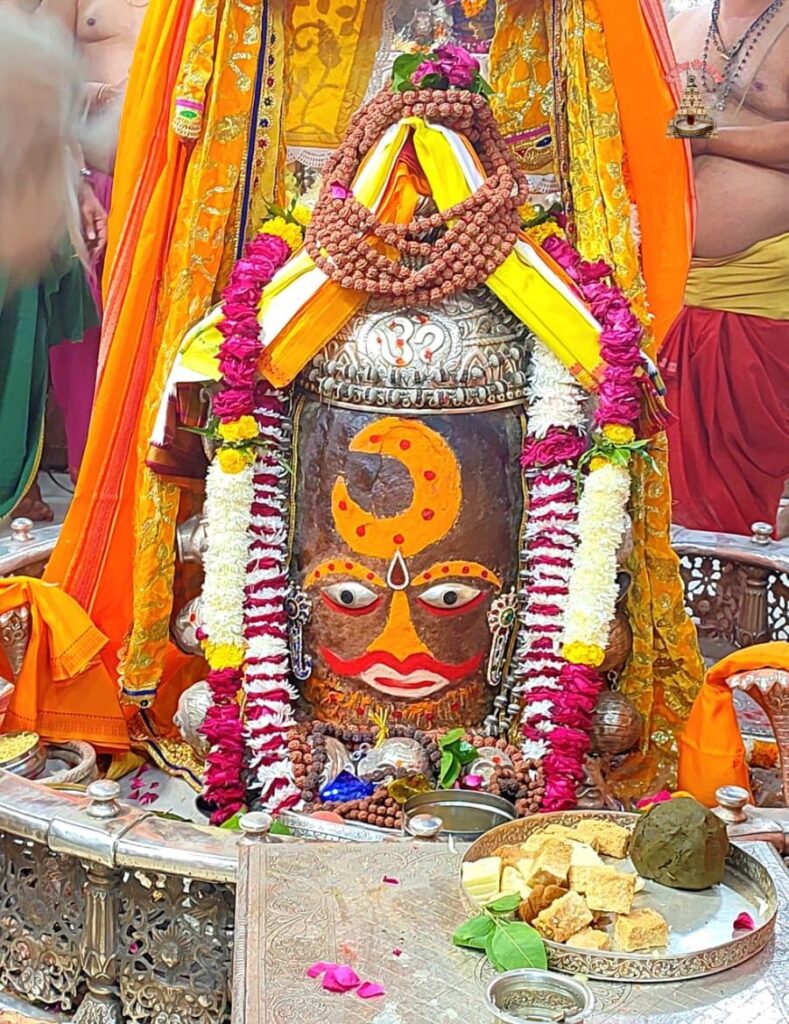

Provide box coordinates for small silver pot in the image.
[0,732,46,779]
[485,969,594,1023]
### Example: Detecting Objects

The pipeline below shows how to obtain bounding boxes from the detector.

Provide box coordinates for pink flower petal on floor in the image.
[322,965,361,992]
[733,912,756,931]
[357,982,386,999]
[382,876,400,885]
[392,948,402,957]
[306,961,338,979]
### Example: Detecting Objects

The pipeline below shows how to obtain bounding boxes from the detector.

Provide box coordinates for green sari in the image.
[0,249,98,519]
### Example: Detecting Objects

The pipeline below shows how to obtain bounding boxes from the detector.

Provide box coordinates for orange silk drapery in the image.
[595,0,694,346]
[45,0,192,671]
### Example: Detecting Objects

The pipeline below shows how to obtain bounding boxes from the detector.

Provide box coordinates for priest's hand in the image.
[79,180,107,259]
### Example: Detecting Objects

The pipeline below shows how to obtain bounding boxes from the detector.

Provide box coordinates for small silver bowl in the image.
[485,969,594,1023]
[403,789,515,842]
[0,731,46,779]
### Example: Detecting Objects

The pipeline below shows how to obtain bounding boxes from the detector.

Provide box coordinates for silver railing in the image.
[0,773,239,1024]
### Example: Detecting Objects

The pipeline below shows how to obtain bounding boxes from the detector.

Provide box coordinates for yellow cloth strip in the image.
[182,117,603,389]
[684,231,789,320]
[408,119,602,384]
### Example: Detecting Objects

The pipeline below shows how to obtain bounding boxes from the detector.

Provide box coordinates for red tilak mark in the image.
[356,525,366,538]
[424,470,436,481]
[422,508,434,521]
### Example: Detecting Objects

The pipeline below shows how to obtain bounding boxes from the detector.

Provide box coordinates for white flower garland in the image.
[201,460,255,650]
[562,462,630,654]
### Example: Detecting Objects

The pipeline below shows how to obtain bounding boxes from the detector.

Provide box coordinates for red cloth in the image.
[660,305,789,535]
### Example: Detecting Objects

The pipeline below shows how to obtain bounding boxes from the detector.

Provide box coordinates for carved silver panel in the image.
[300,285,532,413]
[0,831,85,1009]
[119,872,234,1024]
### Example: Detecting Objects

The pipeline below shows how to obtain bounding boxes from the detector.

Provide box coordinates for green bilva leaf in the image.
[452,913,494,951]
[485,893,522,913]
[391,52,423,92]
[269,820,292,836]
[439,750,461,789]
[220,812,243,831]
[487,921,548,973]
[439,727,466,749]
[456,740,477,766]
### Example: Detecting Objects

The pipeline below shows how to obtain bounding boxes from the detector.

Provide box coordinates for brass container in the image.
[599,610,633,674]
[590,691,643,755]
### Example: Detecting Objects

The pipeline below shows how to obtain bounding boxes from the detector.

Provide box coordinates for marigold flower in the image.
[602,423,635,445]
[204,642,245,670]
[217,447,254,474]
[562,640,606,667]
[588,456,608,472]
[291,203,312,227]
[260,216,303,253]
[528,221,565,244]
[218,415,258,442]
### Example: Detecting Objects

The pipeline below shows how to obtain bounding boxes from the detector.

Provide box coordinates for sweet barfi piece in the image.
[585,870,636,915]
[539,824,584,844]
[566,927,611,951]
[533,891,593,943]
[524,839,572,887]
[574,819,631,859]
[613,908,669,952]
[568,842,604,869]
[501,866,532,900]
[494,844,531,868]
[516,883,567,924]
[569,865,615,894]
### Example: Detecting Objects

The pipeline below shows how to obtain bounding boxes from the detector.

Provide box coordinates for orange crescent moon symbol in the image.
[331,417,462,559]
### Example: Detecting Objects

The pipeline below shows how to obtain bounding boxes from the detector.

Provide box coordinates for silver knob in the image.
[714,785,749,824]
[9,518,33,543]
[404,813,443,839]
[86,779,122,820]
[239,811,273,842]
[750,522,773,546]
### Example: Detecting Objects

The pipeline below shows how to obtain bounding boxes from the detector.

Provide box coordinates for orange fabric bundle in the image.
[0,579,130,751]
[677,644,789,805]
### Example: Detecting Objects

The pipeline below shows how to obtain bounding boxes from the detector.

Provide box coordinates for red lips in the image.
[320,648,483,684]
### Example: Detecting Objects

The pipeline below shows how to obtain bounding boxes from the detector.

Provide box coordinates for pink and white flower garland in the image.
[199,230,294,824]
[518,235,647,811]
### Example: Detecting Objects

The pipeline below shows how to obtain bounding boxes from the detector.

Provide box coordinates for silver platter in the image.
[462,810,778,983]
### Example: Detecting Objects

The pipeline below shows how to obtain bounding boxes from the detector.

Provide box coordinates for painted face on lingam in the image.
[293,402,524,729]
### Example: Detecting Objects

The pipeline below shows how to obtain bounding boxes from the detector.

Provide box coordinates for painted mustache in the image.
[319,649,483,699]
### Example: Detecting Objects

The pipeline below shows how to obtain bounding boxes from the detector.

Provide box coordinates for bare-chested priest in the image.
[661,0,789,536]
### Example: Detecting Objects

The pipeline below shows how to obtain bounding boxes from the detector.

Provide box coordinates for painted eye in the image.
[418,582,483,613]
[322,581,380,614]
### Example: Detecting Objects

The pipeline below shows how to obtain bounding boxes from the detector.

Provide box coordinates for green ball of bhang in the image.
[629,797,729,890]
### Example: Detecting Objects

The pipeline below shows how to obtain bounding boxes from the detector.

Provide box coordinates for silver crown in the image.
[299,285,532,414]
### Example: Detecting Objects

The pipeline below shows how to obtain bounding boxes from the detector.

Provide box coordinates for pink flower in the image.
[577,258,612,284]
[357,982,386,999]
[411,60,442,86]
[435,43,480,79]
[212,388,255,420]
[733,912,755,931]
[521,428,587,469]
[322,965,361,993]
[330,181,352,200]
[636,790,672,809]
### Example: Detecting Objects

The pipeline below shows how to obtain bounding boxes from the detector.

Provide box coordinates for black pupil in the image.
[443,591,458,606]
[340,589,355,605]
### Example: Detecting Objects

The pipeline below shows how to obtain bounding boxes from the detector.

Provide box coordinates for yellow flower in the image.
[204,642,245,670]
[527,221,565,244]
[260,216,303,253]
[291,203,312,227]
[218,416,258,443]
[518,201,541,222]
[217,447,254,474]
[589,456,608,472]
[602,423,635,445]
[563,641,606,667]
